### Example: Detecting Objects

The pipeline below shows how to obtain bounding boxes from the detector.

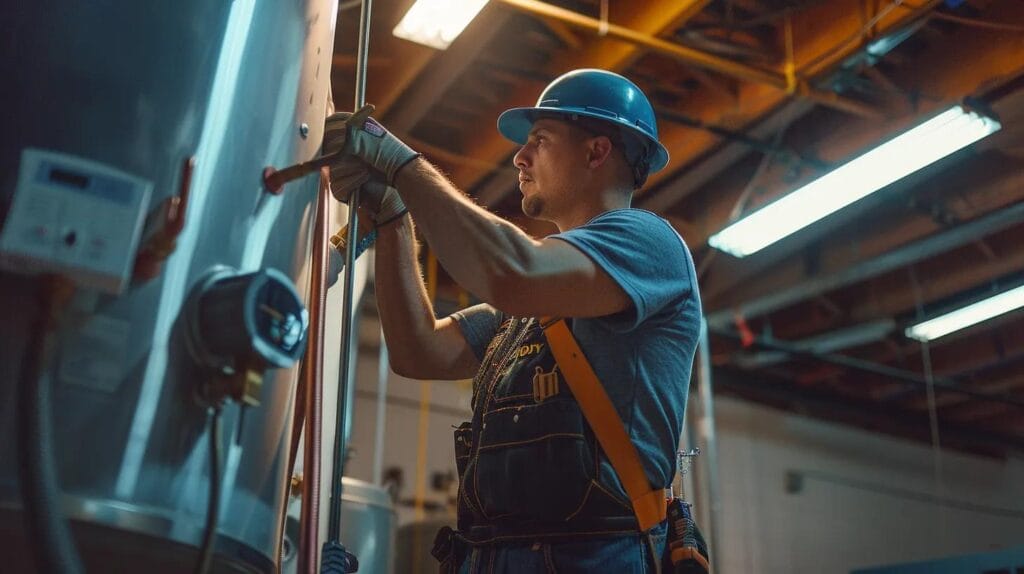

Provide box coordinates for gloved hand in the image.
[328,156,407,227]
[326,211,377,289]
[323,104,420,185]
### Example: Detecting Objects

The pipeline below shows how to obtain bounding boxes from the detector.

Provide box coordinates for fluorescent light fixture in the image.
[905,285,1024,342]
[393,0,489,50]
[709,105,1001,257]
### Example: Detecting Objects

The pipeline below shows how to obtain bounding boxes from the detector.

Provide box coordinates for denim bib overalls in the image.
[454,316,640,541]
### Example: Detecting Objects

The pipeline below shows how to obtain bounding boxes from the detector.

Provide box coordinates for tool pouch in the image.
[431,422,473,572]
[431,525,467,574]
[662,498,710,574]
[453,421,472,479]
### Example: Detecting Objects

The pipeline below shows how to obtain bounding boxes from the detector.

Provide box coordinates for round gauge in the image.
[190,267,309,370]
[246,269,309,367]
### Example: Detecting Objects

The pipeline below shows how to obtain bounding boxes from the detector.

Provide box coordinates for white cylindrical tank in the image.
[0,1,340,572]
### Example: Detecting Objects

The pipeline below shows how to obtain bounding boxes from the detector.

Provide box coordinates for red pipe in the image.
[297,168,332,574]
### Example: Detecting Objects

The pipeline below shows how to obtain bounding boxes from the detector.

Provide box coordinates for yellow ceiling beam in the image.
[497,0,781,86]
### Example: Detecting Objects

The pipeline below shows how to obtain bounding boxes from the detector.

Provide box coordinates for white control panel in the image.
[0,148,153,294]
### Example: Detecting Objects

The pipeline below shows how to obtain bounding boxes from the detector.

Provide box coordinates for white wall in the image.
[711,396,1024,574]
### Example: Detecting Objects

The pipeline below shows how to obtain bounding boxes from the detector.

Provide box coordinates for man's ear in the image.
[586,135,614,169]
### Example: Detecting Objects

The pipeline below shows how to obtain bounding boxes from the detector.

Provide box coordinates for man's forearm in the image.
[393,158,540,306]
[373,215,438,375]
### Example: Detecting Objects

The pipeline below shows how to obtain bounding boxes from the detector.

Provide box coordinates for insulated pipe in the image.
[17,278,83,574]
[297,172,331,574]
[326,0,372,549]
[696,318,722,574]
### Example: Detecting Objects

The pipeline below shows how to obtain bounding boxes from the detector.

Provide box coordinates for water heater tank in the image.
[0,1,339,571]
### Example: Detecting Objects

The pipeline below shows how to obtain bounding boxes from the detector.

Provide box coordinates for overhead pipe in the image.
[711,326,1024,410]
[492,0,883,119]
[734,319,897,369]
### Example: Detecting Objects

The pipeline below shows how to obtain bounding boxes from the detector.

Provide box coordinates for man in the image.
[325,69,702,572]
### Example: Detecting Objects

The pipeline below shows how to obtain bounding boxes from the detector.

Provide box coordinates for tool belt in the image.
[430,516,642,574]
[434,318,710,573]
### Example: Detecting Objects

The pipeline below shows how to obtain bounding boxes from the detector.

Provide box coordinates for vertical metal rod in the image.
[697,317,722,574]
[352,0,371,113]
[373,326,389,485]
[327,0,372,544]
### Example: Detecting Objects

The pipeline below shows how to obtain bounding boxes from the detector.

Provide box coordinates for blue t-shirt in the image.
[453,208,701,512]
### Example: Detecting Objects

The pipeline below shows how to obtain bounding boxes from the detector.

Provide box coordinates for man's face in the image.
[513,118,589,220]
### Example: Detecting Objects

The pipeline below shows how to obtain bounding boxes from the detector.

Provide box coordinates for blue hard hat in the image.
[497,69,670,175]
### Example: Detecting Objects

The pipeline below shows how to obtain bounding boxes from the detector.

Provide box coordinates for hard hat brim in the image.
[497,106,670,174]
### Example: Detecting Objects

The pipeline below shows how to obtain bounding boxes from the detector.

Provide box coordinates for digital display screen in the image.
[36,159,135,205]
[49,168,90,189]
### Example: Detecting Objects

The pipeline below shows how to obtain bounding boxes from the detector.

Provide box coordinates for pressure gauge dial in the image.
[187,267,309,371]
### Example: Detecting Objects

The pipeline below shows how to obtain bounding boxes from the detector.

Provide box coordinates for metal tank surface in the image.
[0,1,340,572]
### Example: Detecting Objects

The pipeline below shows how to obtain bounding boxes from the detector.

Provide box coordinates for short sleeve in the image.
[450,303,504,361]
[551,209,693,330]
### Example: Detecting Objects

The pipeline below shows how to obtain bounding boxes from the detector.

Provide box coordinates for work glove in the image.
[323,104,420,185]
[324,163,396,288]
[328,156,407,227]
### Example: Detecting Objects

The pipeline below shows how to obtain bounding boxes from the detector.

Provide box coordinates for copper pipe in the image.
[297,169,331,574]
[262,150,341,194]
[287,370,307,485]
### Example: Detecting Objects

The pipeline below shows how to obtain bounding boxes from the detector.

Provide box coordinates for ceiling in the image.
[330,0,1024,457]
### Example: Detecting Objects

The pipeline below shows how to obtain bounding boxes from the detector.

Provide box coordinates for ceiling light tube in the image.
[905,284,1024,342]
[393,0,489,50]
[708,105,1001,258]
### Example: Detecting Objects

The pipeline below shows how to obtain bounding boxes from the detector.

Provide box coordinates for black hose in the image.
[193,406,224,574]
[16,278,85,574]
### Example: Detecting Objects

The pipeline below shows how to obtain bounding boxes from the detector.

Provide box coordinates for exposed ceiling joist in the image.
[711,327,1024,411]
[639,98,815,212]
[715,369,1024,456]
[383,7,515,134]
[847,240,1024,324]
[636,0,943,194]
[700,24,1024,305]
[496,0,784,87]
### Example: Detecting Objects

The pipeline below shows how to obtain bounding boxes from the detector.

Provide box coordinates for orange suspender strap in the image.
[540,317,666,532]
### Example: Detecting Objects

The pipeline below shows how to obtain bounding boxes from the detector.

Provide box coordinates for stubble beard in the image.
[522,194,545,218]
